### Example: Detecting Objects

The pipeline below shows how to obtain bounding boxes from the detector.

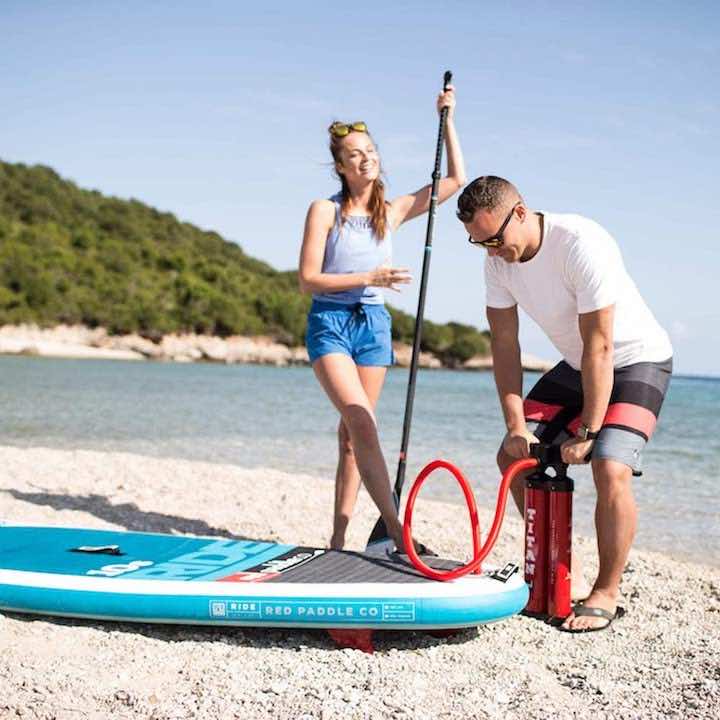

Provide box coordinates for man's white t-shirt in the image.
[485,213,672,370]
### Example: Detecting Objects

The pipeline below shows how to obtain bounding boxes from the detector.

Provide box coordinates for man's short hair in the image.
[456,176,522,223]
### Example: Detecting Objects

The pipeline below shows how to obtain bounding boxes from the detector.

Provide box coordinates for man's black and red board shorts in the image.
[523,358,672,474]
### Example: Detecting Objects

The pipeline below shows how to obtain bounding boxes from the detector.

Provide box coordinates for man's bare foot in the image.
[571,578,592,602]
[570,550,592,601]
[561,588,620,632]
[329,533,345,551]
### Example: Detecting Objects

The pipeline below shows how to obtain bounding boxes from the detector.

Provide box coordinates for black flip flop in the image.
[559,604,626,634]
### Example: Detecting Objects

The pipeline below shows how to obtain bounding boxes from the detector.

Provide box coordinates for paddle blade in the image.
[365,517,394,553]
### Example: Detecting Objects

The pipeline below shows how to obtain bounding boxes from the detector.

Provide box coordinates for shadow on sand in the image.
[3,487,275,544]
[2,610,479,653]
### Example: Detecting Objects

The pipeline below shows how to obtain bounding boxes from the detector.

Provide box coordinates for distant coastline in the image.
[673,374,720,382]
[0,323,554,372]
[0,159,496,369]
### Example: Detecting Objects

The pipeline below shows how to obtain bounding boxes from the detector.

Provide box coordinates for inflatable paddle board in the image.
[0,525,528,629]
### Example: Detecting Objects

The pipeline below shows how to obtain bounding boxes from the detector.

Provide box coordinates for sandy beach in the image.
[1,445,718,719]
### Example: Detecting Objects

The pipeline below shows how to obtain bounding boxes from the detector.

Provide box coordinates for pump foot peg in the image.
[327,628,375,654]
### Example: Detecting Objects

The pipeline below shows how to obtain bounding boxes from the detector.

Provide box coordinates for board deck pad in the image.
[0,525,528,630]
[249,547,462,584]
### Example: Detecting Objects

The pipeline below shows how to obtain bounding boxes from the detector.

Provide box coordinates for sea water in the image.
[1,356,717,566]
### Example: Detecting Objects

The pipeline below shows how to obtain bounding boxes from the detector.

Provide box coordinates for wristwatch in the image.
[576,423,600,441]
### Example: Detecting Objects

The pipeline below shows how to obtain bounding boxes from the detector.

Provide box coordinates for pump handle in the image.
[529,443,566,467]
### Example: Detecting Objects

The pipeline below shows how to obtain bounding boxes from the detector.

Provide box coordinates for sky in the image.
[2,1,718,375]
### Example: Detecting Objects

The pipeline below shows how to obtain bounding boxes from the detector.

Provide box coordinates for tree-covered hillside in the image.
[0,159,489,363]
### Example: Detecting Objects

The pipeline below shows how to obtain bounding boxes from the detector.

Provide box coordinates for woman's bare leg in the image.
[330,365,387,549]
[313,354,403,548]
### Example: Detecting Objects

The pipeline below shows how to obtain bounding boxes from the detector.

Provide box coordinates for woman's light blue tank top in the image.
[313,193,392,306]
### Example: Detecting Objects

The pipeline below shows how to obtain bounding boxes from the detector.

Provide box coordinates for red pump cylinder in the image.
[547,475,574,620]
[522,444,575,622]
[523,472,550,617]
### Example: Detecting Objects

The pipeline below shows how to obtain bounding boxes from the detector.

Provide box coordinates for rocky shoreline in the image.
[0,324,554,372]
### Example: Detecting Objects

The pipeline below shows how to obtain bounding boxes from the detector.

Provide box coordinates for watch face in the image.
[578,425,598,440]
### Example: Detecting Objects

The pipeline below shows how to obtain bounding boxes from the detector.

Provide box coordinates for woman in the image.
[299,86,465,551]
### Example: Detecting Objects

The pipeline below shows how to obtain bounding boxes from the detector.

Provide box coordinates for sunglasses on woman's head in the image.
[328,121,368,138]
[467,202,521,248]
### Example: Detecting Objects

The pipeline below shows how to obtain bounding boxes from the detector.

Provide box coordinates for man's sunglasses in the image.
[467,202,521,248]
[328,121,368,138]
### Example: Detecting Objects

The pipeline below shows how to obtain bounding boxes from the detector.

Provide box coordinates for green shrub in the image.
[0,158,491,363]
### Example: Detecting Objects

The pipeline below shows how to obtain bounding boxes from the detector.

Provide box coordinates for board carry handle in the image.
[70,545,123,555]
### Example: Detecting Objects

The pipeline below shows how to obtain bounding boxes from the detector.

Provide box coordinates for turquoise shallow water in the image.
[1,356,718,566]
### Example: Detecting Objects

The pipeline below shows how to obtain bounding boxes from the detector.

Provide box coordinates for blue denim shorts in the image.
[306,300,395,367]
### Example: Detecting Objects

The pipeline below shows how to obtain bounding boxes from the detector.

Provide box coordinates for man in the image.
[457,176,672,633]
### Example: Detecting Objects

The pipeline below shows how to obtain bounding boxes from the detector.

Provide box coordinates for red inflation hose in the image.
[402,457,539,581]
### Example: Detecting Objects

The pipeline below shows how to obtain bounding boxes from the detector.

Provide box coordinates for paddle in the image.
[366,70,453,550]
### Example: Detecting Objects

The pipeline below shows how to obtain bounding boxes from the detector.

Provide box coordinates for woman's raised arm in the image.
[389,85,466,230]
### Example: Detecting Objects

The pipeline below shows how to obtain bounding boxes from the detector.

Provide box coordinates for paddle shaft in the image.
[367,70,452,545]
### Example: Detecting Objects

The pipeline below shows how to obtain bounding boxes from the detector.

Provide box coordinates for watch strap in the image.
[578,423,600,441]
